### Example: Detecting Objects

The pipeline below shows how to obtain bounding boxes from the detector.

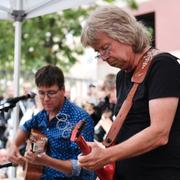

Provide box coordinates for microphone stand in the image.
[0,96,26,178]
[0,102,16,112]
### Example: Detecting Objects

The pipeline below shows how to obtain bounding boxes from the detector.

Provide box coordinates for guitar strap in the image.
[103,48,160,147]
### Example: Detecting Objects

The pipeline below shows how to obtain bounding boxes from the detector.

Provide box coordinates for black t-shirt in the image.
[114,53,180,180]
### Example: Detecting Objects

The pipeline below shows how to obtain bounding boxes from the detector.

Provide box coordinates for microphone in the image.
[0,92,36,111]
[6,92,36,104]
[0,162,14,169]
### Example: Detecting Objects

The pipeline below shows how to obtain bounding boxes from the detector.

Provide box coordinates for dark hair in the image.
[35,64,64,88]
[89,84,96,88]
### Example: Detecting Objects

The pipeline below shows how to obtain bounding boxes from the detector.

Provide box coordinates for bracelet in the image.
[71,159,81,176]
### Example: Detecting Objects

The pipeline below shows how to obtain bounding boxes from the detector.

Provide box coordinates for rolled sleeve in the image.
[71,159,81,176]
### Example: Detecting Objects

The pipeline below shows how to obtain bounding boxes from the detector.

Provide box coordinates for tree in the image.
[0,0,137,81]
[21,8,90,74]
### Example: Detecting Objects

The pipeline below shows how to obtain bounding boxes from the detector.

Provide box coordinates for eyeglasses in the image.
[38,89,60,99]
[95,44,111,59]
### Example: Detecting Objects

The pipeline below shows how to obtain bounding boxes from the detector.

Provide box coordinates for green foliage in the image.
[0,7,91,80]
[0,0,137,81]
[104,0,138,9]
[124,0,138,9]
[0,21,14,72]
[21,7,90,73]
[104,0,114,2]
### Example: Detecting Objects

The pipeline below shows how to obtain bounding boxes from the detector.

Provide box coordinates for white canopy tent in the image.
[0,1,94,175]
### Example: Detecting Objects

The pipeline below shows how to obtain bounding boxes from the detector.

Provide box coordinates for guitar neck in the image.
[75,135,114,180]
[76,136,91,155]
[71,120,115,180]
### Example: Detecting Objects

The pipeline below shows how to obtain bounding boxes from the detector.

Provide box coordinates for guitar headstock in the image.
[70,120,86,141]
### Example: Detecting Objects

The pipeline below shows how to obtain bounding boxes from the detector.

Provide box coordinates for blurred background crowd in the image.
[0,73,117,179]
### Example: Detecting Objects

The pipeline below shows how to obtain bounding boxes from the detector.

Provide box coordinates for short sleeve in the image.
[147,53,180,100]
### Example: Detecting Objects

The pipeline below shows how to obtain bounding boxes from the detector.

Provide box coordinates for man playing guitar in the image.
[8,65,95,180]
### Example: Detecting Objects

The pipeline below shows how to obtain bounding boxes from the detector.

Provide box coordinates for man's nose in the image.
[44,94,50,100]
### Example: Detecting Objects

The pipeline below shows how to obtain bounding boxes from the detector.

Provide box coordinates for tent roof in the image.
[0,0,94,21]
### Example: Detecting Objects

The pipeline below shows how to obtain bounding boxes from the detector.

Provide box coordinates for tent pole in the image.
[10,0,23,178]
[12,20,22,137]
[8,20,22,179]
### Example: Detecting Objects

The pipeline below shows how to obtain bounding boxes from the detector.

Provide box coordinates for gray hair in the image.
[81,5,152,53]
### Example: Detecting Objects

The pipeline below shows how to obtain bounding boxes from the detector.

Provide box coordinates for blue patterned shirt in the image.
[20,98,95,180]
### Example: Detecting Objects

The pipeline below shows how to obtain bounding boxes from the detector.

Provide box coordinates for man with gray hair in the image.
[78,5,180,180]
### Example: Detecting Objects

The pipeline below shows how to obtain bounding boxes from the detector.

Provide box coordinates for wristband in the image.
[71,159,81,176]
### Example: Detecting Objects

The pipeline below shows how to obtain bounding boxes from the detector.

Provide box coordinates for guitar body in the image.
[71,120,115,180]
[24,129,48,180]
[24,164,43,180]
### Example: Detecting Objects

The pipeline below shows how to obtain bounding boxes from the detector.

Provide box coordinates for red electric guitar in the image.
[71,120,115,180]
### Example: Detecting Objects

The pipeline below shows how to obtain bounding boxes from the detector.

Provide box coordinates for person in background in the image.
[78,5,180,180]
[8,64,95,180]
[19,81,36,119]
[83,102,96,117]
[0,95,7,148]
[0,84,15,148]
[19,95,43,126]
[64,83,71,101]
[93,74,116,142]
[86,84,98,106]
[0,148,9,179]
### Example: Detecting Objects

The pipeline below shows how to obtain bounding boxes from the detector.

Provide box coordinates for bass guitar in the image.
[71,120,115,180]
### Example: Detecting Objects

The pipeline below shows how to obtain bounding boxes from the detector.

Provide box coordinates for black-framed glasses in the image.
[95,44,111,59]
[38,89,60,99]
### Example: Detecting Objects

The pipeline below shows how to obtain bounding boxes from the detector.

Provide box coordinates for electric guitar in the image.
[71,120,115,180]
